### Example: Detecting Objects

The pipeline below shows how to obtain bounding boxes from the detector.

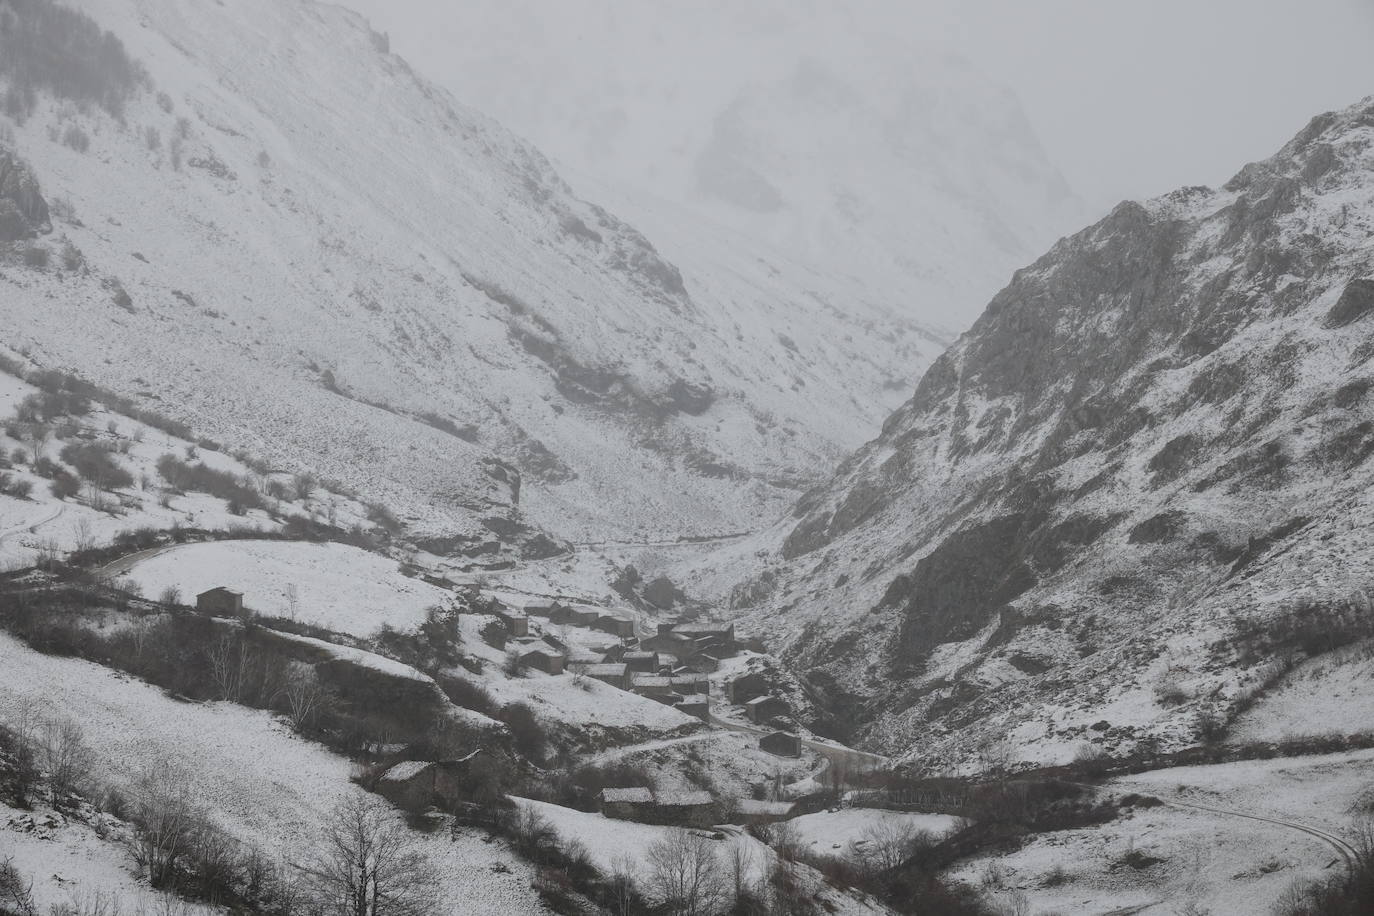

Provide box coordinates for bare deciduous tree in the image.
[129,762,202,888]
[645,830,727,916]
[42,717,95,803]
[308,795,439,916]
[283,665,323,730]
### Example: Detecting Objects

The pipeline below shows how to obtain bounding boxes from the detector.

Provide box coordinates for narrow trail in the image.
[0,502,65,549]
[1156,795,1360,872]
[1077,778,1362,874]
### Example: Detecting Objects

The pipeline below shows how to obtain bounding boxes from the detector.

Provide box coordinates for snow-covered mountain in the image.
[716,96,1374,769]
[365,0,1082,334]
[0,0,957,546]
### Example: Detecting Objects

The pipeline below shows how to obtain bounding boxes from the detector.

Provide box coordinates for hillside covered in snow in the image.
[0,0,968,549]
[713,95,1374,770]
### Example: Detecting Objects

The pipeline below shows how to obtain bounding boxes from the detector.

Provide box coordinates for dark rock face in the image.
[748,96,1374,766]
[1325,278,1374,328]
[885,514,1039,667]
[0,148,51,240]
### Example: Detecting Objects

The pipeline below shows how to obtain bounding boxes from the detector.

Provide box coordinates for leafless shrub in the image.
[0,858,37,916]
[646,830,727,916]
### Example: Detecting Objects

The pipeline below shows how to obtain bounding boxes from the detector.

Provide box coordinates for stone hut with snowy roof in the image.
[599,787,654,820]
[650,790,717,828]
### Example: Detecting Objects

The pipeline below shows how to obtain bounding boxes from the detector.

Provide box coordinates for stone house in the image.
[599,787,654,820]
[651,791,717,828]
[675,697,709,721]
[585,663,629,689]
[196,586,244,616]
[595,614,636,638]
[623,651,659,673]
[495,609,529,637]
[630,675,676,698]
[759,731,802,758]
[599,788,717,828]
[669,674,709,695]
[520,647,566,675]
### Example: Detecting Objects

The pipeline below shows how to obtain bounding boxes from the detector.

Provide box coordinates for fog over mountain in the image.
[1,2,1373,915]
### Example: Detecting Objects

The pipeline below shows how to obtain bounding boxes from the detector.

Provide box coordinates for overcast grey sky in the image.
[350,0,1373,214]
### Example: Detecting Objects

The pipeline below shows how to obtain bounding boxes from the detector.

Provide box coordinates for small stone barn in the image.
[759,731,802,758]
[196,587,243,616]
[651,791,717,828]
[669,674,709,695]
[585,663,629,689]
[520,647,566,675]
[745,695,789,725]
[631,675,676,698]
[563,609,601,631]
[376,760,436,810]
[495,609,529,637]
[623,651,659,673]
[675,697,709,721]
[595,614,636,638]
[599,787,654,821]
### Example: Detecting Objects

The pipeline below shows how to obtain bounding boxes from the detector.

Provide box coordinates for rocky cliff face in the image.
[730,96,1374,770]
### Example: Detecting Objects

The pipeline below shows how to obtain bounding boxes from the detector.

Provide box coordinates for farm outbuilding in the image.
[520,647,566,675]
[599,787,654,821]
[585,663,629,689]
[196,586,244,616]
[759,731,802,758]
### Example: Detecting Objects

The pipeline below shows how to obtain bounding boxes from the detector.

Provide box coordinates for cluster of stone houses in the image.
[489,598,750,723]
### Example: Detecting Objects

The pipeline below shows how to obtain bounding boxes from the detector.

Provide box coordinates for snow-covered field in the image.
[0,634,545,914]
[123,539,445,637]
[949,750,1374,916]
[1229,641,1374,743]
[790,808,964,854]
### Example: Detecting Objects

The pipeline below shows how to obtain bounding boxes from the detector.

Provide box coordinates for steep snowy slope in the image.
[720,96,1374,768]
[0,0,949,545]
[363,0,1082,334]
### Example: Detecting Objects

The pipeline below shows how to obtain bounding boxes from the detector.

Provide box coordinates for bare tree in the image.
[73,517,96,554]
[850,819,928,875]
[207,633,253,703]
[646,830,727,916]
[283,665,323,730]
[24,422,50,461]
[607,854,639,916]
[308,795,439,916]
[129,762,202,888]
[726,837,756,907]
[42,717,95,804]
